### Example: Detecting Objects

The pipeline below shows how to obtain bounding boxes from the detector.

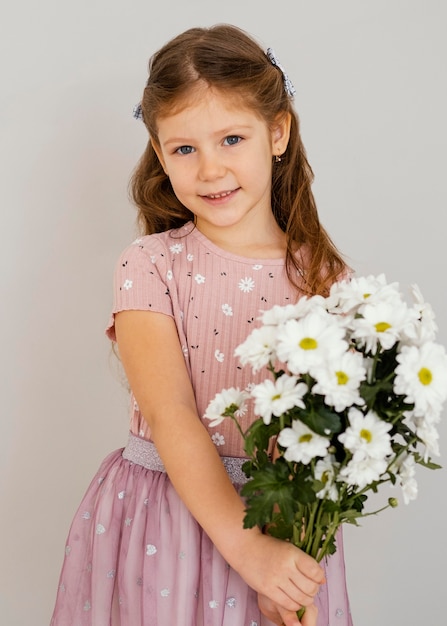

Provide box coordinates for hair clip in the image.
[266,47,296,98]
[133,102,143,120]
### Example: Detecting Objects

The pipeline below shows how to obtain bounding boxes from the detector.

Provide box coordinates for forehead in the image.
[156,85,265,138]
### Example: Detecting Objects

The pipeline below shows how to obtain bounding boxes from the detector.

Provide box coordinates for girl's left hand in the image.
[258,593,318,626]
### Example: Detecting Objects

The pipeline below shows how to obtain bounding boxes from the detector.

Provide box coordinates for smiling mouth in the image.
[203,189,238,199]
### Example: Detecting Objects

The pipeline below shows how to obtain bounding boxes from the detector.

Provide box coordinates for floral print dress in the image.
[50,222,353,626]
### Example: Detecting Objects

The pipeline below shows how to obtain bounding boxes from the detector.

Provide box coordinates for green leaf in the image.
[288,396,342,436]
[241,461,298,528]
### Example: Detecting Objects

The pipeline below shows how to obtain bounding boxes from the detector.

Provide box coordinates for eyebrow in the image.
[161,125,254,146]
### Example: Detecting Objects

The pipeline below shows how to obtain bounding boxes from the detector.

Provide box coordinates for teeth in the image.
[208,191,232,199]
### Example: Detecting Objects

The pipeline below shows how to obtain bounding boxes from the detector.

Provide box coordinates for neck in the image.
[195,216,287,259]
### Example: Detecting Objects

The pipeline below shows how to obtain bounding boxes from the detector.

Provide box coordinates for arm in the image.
[114,309,324,612]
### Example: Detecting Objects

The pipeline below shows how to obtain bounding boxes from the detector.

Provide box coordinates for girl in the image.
[50,24,353,626]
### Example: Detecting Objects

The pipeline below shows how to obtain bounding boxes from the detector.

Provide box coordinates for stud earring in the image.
[275,154,282,163]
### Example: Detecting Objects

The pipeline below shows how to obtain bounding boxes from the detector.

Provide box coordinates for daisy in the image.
[194,274,205,284]
[314,455,339,501]
[338,456,388,489]
[278,420,330,464]
[412,416,440,459]
[238,277,255,293]
[169,243,184,254]
[327,273,401,315]
[251,374,308,425]
[211,432,225,447]
[275,310,348,376]
[234,325,277,372]
[221,303,233,316]
[394,342,447,418]
[312,350,366,412]
[338,407,392,461]
[395,454,418,504]
[401,284,439,346]
[203,387,249,427]
[350,300,417,353]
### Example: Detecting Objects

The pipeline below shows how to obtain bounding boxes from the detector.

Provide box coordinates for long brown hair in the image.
[130,24,347,295]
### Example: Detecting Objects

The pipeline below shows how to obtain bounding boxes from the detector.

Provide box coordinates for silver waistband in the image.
[122,432,249,484]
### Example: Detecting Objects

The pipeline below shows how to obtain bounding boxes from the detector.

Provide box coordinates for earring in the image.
[275,154,282,163]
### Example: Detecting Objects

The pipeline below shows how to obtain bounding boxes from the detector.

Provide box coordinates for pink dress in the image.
[50,222,353,626]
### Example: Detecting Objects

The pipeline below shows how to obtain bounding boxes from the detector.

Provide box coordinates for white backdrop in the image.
[1,1,446,625]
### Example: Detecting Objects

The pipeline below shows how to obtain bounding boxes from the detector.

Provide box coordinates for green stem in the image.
[360,502,392,517]
[297,606,306,621]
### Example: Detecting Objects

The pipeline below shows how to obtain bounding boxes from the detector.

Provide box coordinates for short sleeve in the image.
[105,238,174,341]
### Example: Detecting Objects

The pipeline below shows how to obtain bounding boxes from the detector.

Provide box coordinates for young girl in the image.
[50,24,353,626]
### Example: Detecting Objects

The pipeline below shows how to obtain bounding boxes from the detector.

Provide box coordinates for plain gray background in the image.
[1,1,446,624]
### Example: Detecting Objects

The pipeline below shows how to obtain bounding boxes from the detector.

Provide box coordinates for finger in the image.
[277,604,301,626]
[295,552,326,584]
[301,603,318,626]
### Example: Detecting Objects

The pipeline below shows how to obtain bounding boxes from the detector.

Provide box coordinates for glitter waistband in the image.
[122,432,249,484]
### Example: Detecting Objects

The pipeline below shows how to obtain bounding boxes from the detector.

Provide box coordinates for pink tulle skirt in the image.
[50,438,353,626]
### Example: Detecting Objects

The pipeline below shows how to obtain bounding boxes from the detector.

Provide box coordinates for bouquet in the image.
[204,274,445,615]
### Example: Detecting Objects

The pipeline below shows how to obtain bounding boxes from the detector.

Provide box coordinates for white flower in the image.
[394,342,447,419]
[328,274,401,315]
[260,296,328,326]
[314,455,339,501]
[338,408,392,461]
[252,264,263,270]
[169,243,184,254]
[260,303,302,325]
[411,284,438,336]
[251,374,308,425]
[413,416,440,459]
[214,349,225,363]
[132,238,143,245]
[166,270,173,281]
[204,387,249,427]
[312,350,366,412]
[238,277,255,293]
[338,456,388,489]
[278,420,330,464]
[123,279,133,290]
[194,273,205,284]
[222,303,233,316]
[276,311,348,376]
[350,300,417,353]
[234,325,277,372]
[395,454,418,504]
[211,432,225,446]
[187,253,194,261]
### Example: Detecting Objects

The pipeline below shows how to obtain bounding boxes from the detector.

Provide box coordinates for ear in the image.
[151,139,168,174]
[271,112,291,157]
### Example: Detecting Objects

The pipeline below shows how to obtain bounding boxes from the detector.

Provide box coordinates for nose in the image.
[197,149,226,182]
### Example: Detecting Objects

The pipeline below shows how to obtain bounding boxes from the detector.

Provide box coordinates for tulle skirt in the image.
[50,437,353,626]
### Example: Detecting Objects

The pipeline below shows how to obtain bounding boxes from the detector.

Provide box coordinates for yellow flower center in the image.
[418,367,433,386]
[363,293,371,299]
[336,371,349,385]
[321,470,330,484]
[375,321,391,333]
[360,429,372,443]
[272,394,281,401]
[299,433,313,443]
[299,337,318,350]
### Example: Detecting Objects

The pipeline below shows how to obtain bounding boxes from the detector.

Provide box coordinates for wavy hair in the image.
[130,24,347,295]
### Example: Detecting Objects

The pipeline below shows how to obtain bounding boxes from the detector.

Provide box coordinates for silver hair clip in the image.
[133,102,143,120]
[266,47,296,98]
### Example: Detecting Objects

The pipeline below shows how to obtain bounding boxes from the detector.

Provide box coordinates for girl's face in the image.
[153,87,290,240]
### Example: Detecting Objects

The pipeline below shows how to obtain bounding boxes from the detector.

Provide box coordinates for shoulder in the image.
[115,226,190,269]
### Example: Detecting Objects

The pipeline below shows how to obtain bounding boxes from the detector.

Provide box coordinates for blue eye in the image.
[176,145,195,155]
[224,135,242,146]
